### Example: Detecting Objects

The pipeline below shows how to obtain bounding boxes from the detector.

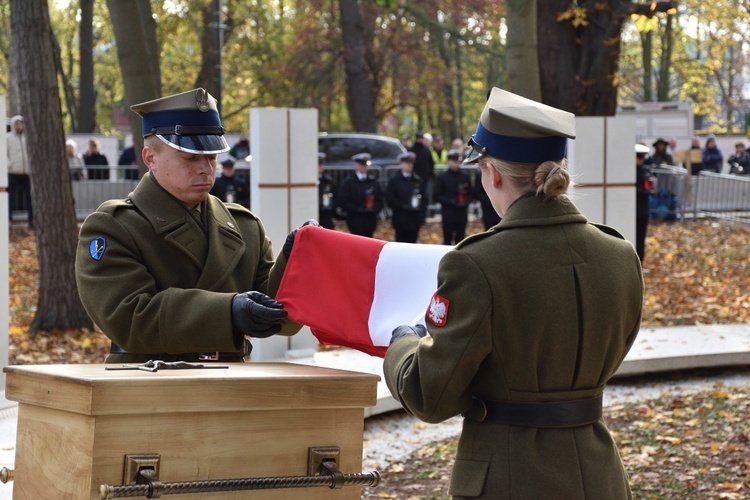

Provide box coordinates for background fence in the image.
[9,164,750,225]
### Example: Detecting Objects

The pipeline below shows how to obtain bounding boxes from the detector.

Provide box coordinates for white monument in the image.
[248,107,320,360]
[569,115,637,246]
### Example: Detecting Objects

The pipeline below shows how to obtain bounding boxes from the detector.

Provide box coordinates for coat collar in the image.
[457,194,587,248]
[499,193,587,229]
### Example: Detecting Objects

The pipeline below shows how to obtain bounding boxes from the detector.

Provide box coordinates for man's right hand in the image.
[231,291,288,338]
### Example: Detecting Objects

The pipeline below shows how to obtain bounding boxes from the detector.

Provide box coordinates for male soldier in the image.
[337,152,383,237]
[385,151,427,243]
[433,149,472,244]
[317,152,336,230]
[75,88,301,364]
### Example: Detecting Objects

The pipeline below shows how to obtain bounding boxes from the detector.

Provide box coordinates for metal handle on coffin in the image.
[99,466,381,499]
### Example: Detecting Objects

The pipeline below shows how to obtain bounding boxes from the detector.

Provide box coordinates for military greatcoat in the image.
[75,173,294,364]
[384,193,643,499]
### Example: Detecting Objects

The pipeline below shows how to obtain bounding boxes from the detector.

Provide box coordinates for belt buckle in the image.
[198,352,220,361]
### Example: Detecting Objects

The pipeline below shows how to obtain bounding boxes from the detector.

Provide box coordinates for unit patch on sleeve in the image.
[89,236,107,261]
[427,293,450,327]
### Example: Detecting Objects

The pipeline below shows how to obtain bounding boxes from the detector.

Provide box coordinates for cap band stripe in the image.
[142,109,223,137]
[473,121,568,163]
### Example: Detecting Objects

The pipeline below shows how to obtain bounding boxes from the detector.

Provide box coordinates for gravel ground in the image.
[361,368,750,471]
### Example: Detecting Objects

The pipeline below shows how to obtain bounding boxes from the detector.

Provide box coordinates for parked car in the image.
[318,133,406,169]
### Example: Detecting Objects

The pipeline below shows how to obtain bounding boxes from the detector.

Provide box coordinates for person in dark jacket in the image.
[210,157,249,207]
[317,152,336,229]
[636,143,655,263]
[409,131,435,204]
[649,138,674,166]
[384,88,643,499]
[337,153,383,237]
[83,138,110,180]
[702,135,723,173]
[727,141,750,175]
[75,88,300,364]
[433,149,472,245]
[386,151,427,243]
[472,169,501,230]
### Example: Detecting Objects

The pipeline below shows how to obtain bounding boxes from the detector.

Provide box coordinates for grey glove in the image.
[283,219,320,259]
[231,291,288,338]
[389,324,427,346]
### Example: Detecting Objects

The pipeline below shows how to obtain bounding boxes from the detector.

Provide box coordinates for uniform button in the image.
[227,222,235,229]
[156,216,166,222]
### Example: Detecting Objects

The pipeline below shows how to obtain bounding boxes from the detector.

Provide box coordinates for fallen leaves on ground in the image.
[361,381,750,500]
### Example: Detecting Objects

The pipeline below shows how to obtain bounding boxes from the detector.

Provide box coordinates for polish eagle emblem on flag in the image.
[427,293,449,327]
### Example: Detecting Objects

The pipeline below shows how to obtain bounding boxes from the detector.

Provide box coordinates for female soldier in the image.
[384,88,643,499]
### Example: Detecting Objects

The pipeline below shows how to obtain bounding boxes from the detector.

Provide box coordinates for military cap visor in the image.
[464,88,575,165]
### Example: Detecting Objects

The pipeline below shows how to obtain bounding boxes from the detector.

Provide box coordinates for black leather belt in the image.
[109,339,251,362]
[463,395,603,428]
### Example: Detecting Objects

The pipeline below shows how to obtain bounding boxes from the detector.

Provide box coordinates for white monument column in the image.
[569,115,637,246]
[1,95,9,394]
[248,108,320,361]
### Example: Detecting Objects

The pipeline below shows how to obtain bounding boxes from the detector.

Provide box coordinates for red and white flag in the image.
[276,226,452,357]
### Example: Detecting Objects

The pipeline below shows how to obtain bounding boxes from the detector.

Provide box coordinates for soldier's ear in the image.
[487,162,502,189]
[142,145,157,171]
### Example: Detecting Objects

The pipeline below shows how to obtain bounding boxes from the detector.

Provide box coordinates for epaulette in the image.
[454,227,498,250]
[591,222,625,240]
[95,198,136,215]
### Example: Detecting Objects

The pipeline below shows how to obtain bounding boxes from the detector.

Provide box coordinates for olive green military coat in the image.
[384,194,643,499]
[76,173,295,364]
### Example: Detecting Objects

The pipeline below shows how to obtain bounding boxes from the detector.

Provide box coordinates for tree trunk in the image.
[506,0,541,101]
[657,13,674,101]
[106,0,161,173]
[193,2,219,98]
[641,30,653,102]
[538,0,676,115]
[78,0,96,132]
[10,0,94,333]
[339,0,377,132]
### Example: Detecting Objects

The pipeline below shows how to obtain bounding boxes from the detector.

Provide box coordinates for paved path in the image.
[1,323,748,498]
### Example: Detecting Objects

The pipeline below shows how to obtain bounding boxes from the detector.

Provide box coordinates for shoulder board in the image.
[96,198,135,214]
[591,222,625,240]
[454,227,498,249]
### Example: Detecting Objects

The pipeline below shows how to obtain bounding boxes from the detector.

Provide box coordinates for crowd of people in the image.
[644,134,750,176]
[316,131,496,245]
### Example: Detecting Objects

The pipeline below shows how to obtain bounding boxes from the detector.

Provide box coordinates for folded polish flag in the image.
[275,226,452,357]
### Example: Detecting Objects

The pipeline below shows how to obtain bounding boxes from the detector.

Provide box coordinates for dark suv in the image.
[318,133,406,168]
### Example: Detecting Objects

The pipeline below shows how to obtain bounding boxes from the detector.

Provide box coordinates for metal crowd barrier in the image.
[690,171,750,223]
[649,166,690,222]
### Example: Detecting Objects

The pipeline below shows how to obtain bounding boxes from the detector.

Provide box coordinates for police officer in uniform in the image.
[317,152,336,230]
[385,151,427,243]
[433,149,472,244]
[337,152,383,237]
[75,88,302,364]
[636,143,654,263]
[210,157,250,207]
[384,88,643,499]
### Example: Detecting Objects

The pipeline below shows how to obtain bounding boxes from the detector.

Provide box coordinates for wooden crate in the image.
[4,363,379,499]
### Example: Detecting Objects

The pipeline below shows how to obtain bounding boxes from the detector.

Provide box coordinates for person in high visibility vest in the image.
[430,135,448,167]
